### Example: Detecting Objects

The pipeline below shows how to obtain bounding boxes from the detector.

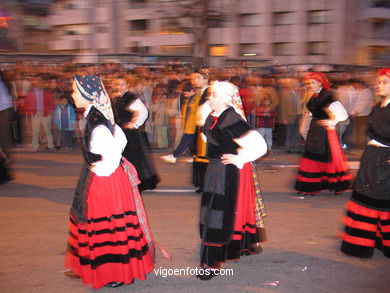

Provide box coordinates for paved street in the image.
[0,148,388,293]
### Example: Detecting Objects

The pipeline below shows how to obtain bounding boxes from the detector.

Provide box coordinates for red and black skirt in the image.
[200,162,263,268]
[340,146,390,258]
[295,121,351,194]
[65,165,154,289]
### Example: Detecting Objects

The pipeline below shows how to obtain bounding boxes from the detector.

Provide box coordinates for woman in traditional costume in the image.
[198,81,267,280]
[295,72,352,196]
[64,75,154,288]
[111,76,159,192]
[340,68,390,258]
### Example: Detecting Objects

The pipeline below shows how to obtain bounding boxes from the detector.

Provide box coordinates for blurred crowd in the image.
[0,60,381,154]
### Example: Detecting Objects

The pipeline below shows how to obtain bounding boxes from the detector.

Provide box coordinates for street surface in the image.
[0,148,388,293]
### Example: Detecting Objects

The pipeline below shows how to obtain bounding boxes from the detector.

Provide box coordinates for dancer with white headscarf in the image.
[197,81,267,280]
[64,75,155,289]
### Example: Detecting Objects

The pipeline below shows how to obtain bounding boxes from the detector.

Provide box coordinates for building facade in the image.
[5,0,390,66]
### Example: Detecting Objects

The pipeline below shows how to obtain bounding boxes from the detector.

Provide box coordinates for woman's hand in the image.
[221,153,238,166]
[317,119,333,129]
[123,122,136,129]
[89,161,98,173]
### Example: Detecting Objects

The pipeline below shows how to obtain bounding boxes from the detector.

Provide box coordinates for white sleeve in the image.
[89,125,127,176]
[234,130,267,169]
[128,98,149,128]
[328,101,348,126]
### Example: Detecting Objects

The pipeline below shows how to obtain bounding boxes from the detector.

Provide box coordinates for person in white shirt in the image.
[111,76,159,192]
[351,80,374,148]
[64,75,154,289]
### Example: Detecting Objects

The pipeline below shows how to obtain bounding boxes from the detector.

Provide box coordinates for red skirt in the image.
[65,166,154,289]
[295,128,352,194]
[340,200,390,258]
[201,163,261,268]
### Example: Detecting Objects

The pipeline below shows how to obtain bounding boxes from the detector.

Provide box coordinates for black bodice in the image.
[203,107,253,159]
[306,89,334,120]
[83,106,114,165]
[112,91,137,126]
[368,102,390,145]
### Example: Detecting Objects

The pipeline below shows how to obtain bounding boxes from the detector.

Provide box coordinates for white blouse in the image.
[234,130,267,168]
[128,98,148,128]
[327,101,349,127]
[89,124,127,177]
[202,106,267,169]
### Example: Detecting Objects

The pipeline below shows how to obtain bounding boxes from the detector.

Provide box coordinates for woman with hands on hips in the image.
[197,81,267,280]
[295,72,352,197]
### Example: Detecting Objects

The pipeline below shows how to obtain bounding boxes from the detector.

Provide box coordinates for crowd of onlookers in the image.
[0,60,381,155]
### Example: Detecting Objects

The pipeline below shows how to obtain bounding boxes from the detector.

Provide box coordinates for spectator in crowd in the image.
[278,78,303,153]
[254,93,277,152]
[54,95,76,151]
[0,70,14,183]
[149,92,169,149]
[351,80,374,149]
[24,74,55,151]
[161,82,200,164]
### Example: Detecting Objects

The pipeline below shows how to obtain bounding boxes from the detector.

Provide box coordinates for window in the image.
[274,42,295,55]
[307,42,329,55]
[130,42,150,54]
[239,14,261,27]
[66,0,90,9]
[239,43,260,56]
[373,19,390,40]
[159,18,188,34]
[372,0,390,8]
[97,26,108,33]
[130,19,148,35]
[209,45,228,56]
[63,24,89,35]
[273,12,295,25]
[208,15,227,28]
[308,10,330,24]
[128,0,148,9]
[160,45,192,55]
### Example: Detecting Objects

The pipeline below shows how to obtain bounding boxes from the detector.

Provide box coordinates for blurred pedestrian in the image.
[254,93,277,152]
[24,74,55,151]
[53,95,76,151]
[278,78,302,153]
[65,75,154,289]
[192,69,210,193]
[161,82,200,163]
[295,72,352,196]
[149,92,169,148]
[197,81,267,280]
[340,68,390,258]
[351,80,373,149]
[0,70,14,183]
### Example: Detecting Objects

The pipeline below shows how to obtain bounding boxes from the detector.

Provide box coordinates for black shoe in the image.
[196,268,218,281]
[63,270,80,279]
[105,282,125,288]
